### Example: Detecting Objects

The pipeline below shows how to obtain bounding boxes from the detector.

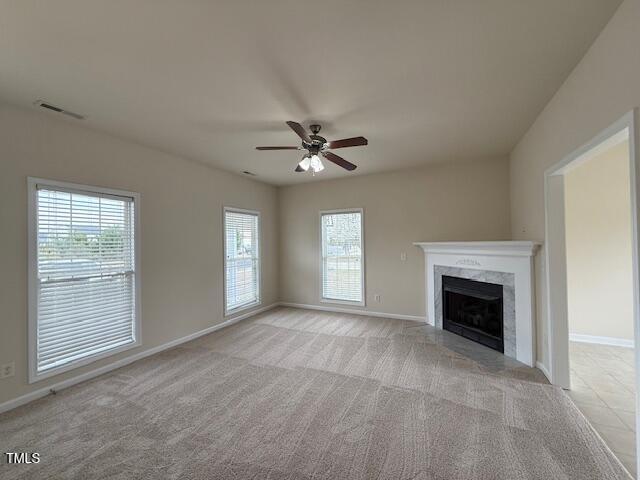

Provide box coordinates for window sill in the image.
[29,339,141,384]
[320,298,366,307]
[225,300,262,318]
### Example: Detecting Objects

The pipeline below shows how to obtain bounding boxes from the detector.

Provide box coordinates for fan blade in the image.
[256,146,300,150]
[286,121,312,144]
[294,165,305,172]
[322,151,357,171]
[327,136,368,149]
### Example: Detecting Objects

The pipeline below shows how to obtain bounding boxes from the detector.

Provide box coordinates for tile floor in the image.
[568,341,636,477]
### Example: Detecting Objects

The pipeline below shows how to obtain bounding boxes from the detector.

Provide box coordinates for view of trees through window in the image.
[321,211,363,303]
[34,186,136,374]
[37,190,133,279]
[224,209,259,312]
[39,226,124,259]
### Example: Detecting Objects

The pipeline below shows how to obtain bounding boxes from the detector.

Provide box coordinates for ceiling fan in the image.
[256,121,368,174]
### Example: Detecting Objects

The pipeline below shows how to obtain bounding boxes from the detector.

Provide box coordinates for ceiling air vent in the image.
[34,100,85,120]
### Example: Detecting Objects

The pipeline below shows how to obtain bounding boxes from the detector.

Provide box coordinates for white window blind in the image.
[224,209,260,313]
[34,184,137,376]
[321,210,364,304]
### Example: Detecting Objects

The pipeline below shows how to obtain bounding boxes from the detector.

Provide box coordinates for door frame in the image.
[543,109,640,470]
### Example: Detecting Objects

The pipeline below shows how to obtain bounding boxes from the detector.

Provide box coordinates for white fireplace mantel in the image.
[414,241,540,257]
[414,241,541,366]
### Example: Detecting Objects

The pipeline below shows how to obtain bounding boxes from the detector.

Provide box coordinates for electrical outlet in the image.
[400,252,407,262]
[1,361,15,379]
[374,294,381,303]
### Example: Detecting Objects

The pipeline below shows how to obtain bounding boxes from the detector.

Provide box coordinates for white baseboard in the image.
[536,361,552,383]
[0,303,278,415]
[278,302,426,322]
[569,333,634,348]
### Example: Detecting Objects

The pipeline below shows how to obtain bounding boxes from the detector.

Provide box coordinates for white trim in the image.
[0,303,278,415]
[544,111,638,391]
[569,333,635,348]
[632,109,640,476]
[223,206,261,317]
[536,361,552,383]
[27,177,142,383]
[544,172,571,388]
[225,300,261,316]
[413,241,541,257]
[560,128,629,175]
[27,177,139,200]
[543,110,640,475]
[319,297,365,307]
[278,302,425,322]
[319,208,366,306]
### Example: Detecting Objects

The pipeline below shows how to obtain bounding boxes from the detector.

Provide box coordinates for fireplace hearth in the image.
[442,275,504,353]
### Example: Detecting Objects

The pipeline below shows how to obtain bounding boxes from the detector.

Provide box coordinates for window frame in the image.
[223,206,261,316]
[27,177,142,383]
[319,208,366,306]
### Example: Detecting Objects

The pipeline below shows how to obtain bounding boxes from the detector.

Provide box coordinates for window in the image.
[224,208,260,314]
[28,178,140,382]
[321,209,364,305]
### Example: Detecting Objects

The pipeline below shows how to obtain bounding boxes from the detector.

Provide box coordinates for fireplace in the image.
[415,241,539,365]
[442,275,504,353]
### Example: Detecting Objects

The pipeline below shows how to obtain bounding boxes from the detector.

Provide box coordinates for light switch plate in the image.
[1,361,15,379]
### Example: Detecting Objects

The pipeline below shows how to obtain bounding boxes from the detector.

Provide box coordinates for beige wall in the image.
[0,103,279,404]
[565,141,634,341]
[3,0,636,405]
[278,159,512,317]
[510,0,638,368]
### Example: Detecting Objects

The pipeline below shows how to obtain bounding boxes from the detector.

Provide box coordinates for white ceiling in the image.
[0,1,622,185]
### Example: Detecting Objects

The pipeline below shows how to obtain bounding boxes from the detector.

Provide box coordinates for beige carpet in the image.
[0,307,631,479]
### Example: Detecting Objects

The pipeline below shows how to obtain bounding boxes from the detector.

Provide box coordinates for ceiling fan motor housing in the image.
[306,134,327,152]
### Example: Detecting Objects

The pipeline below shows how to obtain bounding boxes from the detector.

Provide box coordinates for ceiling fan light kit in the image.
[298,156,311,172]
[309,155,324,173]
[298,154,325,175]
[256,121,367,175]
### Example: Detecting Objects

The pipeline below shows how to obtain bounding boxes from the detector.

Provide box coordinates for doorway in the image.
[566,131,635,474]
[544,110,640,477]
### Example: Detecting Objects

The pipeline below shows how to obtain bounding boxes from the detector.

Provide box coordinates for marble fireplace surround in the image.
[414,241,541,366]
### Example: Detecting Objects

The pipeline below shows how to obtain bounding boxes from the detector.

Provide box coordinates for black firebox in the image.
[442,275,504,353]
